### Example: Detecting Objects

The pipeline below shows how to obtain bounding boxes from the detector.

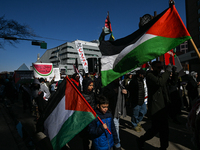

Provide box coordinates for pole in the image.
[190,39,200,59]
[66,76,112,134]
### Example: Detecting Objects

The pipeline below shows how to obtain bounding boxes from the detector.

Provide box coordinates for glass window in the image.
[198,0,200,5]
[198,9,200,14]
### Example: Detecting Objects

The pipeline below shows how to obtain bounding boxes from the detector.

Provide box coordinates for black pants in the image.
[140,114,169,149]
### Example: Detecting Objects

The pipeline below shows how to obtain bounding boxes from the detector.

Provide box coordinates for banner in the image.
[75,41,88,73]
[14,70,34,84]
[53,68,61,81]
[32,63,54,81]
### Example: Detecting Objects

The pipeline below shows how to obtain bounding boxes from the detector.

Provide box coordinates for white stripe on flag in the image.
[44,96,74,140]
[101,54,118,71]
[113,34,156,67]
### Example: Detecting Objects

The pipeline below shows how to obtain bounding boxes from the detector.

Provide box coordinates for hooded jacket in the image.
[82,77,96,109]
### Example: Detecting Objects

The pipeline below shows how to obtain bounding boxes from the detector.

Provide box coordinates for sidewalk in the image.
[0,102,29,150]
[0,98,197,150]
[119,107,196,150]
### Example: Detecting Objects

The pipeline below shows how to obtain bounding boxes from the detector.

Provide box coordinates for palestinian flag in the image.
[99,12,115,42]
[141,62,150,71]
[39,77,97,150]
[164,49,175,65]
[99,4,191,87]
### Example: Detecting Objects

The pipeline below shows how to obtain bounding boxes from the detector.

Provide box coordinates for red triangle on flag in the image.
[65,77,96,117]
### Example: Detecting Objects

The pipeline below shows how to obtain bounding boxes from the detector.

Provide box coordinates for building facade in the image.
[177,0,200,75]
[185,0,200,52]
[36,40,101,75]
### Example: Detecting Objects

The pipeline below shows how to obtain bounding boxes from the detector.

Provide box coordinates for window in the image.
[61,46,74,50]
[198,0,200,5]
[198,9,200,14]
[49,56,57,59]
[51,49,59,54]
[85,53,99,57]
[83,48,99,52]
[199,18,200,23]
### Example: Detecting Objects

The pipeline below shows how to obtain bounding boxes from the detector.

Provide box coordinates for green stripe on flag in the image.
[114,36,191,72]
[51,111,96,150]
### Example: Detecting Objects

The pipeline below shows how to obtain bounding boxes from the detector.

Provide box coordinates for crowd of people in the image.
[0,61,200,150]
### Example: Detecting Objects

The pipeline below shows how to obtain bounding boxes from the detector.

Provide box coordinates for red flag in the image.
[164,49,175,65]
[141,62,149,70]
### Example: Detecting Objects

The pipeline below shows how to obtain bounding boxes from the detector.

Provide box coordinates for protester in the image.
[82,77,96,109]
[167,70,181,124]
[124,73,132,89]
[21,83,32,113]
[102,78,128,146]
[128,69,147,132]
[123,73,132,107]
[71,73,81,91]
[186,71,200,111]
[80,76,96,150]
[186,99,200,149]
[37,78,51,114]
[45,76,55,94]
[30,78,41,120]
[94,73,102,95]
[88,95,121,150]
[137,61,175,150]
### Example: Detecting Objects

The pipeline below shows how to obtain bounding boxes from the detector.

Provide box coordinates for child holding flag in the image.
[88,95,121,150]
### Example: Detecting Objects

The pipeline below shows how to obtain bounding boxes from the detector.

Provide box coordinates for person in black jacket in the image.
[77,77,96,150]
[187,71,200,111]
[128,69,147,132]
[82,77,96,109]
[137,61,175,150]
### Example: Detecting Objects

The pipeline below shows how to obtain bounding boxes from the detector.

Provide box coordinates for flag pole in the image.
[66,76,112,134]
[190,38,200,59]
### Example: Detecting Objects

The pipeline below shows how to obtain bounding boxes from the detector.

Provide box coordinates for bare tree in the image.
[0,15,35,49]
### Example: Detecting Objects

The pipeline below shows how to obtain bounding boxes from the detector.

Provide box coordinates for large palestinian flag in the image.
[99,4,191,87]
[38,77,97,150]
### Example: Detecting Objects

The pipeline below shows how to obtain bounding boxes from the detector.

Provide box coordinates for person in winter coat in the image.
[102,78,127,145]
[187,71,200,111]
[30,78,40,119]
[71,73,81,92]
[88,95,121,150]
[37,78,51,114]
[82,77,96,109]
[78,76,96,150]
[137,61,175,150]
[128,69,147,132]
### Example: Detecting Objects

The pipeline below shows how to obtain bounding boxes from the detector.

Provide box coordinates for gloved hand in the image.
[172,65,177,72]
[166,64,172,72]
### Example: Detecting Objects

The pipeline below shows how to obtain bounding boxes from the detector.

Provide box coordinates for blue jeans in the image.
[131,102,147,128]
[113,118,121,147]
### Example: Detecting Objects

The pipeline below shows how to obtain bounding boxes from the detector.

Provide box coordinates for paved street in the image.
[0,98,197,150]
